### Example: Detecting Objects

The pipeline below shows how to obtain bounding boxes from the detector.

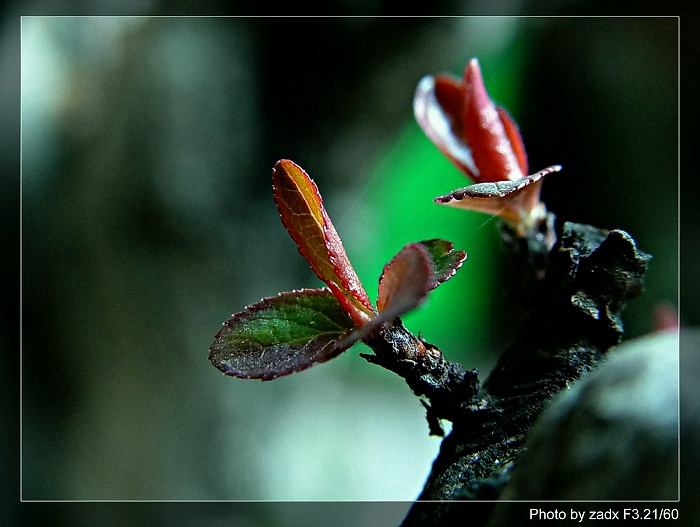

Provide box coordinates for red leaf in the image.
[496,106,529,176]
[414,74,478,179]
[376,243,434,314]
[415,58,532,184]
[334,240,466,350]
[463,58,526,183]
[336,244,435,349]
[272,160,375,326]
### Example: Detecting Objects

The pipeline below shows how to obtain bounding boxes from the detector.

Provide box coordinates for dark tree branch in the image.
[361,322,480,430]
[358,221,650,527]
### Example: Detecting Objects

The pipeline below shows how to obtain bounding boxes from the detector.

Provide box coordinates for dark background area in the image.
[3,2,688,526]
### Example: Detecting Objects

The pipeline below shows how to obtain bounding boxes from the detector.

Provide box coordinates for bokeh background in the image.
[7,6,684,526]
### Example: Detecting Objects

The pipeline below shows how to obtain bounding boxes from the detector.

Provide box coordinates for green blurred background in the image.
[13,8,681,522]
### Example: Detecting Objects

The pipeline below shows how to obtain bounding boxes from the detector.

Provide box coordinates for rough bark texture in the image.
[360,221,650,527]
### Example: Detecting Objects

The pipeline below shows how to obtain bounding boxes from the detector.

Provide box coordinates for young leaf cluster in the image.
[209,159,466,380]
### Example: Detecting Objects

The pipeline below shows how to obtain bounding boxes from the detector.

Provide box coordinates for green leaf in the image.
[209,288,357,380]
[418,238,468,288]
[272,159,375,326]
